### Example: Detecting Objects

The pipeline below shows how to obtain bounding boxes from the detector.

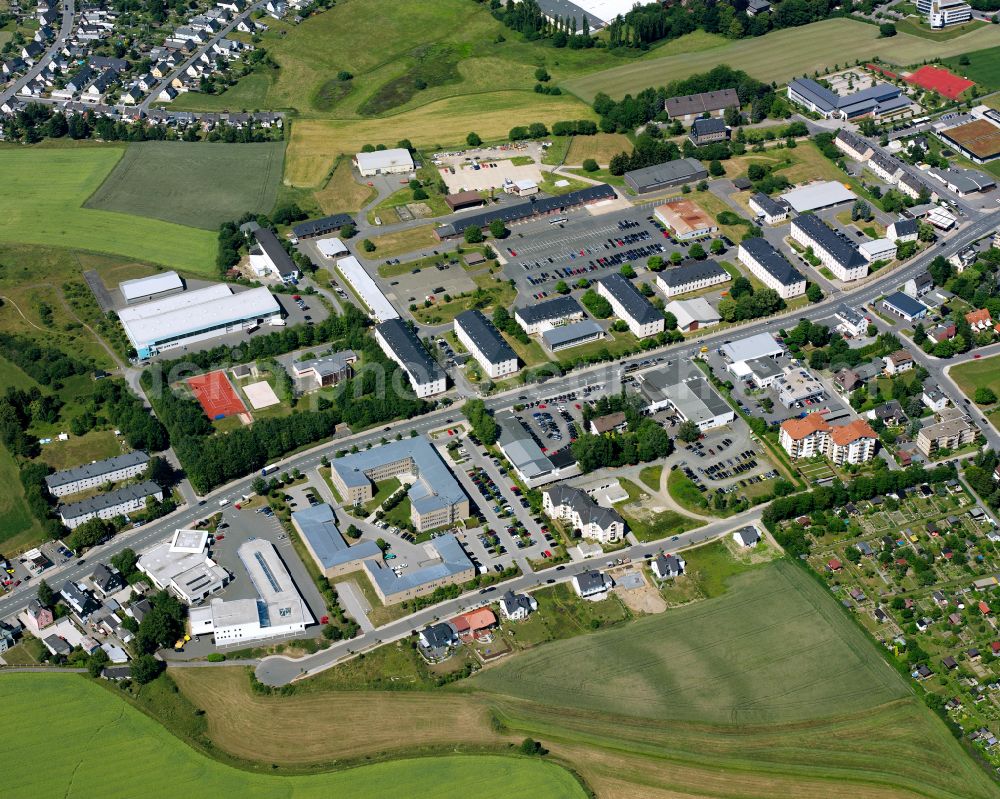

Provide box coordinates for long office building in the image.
[623,158,707,194]
[336,255,399,322]
[329,437,469,532]
[597,273,664,338]
[374,318,447,398]
[44,451,149,497]
[434,184,615,239]
[737,238,806,299]
[655,259,729,298]
[454,310,518,380]
[118,285,282,359]
[790,214,868,281]
[59,481,163,529]
[514,296,584,335]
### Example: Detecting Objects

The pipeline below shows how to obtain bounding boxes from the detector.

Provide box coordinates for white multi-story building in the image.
[737,238,806,299]
[779,416,878,465]
[137,529,229,604]
[58,482,163,529]
[514,296,584,335]
[748,193,788,225]
[542,485,626,544]
[374,318,446,398]
[655,259,730,298]
[790,215,869,281]
[925,0,972,28]
[597,274,664,338]
[454,310,518,380]
[45,451,149,497]
[834,129,873,162]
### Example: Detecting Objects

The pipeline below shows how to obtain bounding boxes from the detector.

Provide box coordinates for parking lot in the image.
[384,260,477,307]
[675,426,779,498]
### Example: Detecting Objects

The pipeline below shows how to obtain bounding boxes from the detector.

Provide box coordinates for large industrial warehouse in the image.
[118,284,283,359]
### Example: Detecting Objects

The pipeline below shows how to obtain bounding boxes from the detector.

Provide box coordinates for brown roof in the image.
[780,414,830,440]
[665,88,739,117]
[590,412,627,434]
[941,119,1000,160]
[445,190,484,210]
[966,308,991,325]
[888,350,912,365]
[829,419,878,446]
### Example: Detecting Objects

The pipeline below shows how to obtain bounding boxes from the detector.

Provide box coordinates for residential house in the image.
[966,308,992,332]
[498,590,537,621]
[61,581,100,620]
[733,526,761,547]
[883,350,914,376]
[917,409,976,457]
[902,271,933,299]
[418,622,457,650]
[888,218,919,243]
[91,563,125,597]
[922,386,949,412]
[572,570,613,598]
[652,554,686,580]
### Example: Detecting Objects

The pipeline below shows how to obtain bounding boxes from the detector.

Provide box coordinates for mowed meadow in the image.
[171,560,997,799]
[0,143,217,273]
[0,673,587,799]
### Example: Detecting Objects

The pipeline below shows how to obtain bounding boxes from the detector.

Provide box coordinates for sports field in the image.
[906,65,975,100]
[188,370,247,418]
[0,674,586,799]
[84,141,285,230]
[0,144,216,273]
[564,18,1000,101]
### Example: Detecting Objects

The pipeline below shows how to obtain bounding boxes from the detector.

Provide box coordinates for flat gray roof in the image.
[496,410,557,481]
[624,158,707,192]
[542,320,604,350]
[641,364,732,425]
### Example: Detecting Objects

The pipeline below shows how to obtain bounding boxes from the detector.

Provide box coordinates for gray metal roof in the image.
[882,291,928,318]
[598,273,661,325]
[514,295,582,326]
[291,503,381,569]
[640,361,733,424]
[330,437,466,517]
[740,237,804,287]
[364,534,471,596]
[455,310,516,365]
[45,451,149,491]
[691,117,726,136]
[624,158,707,192]
[375,318,445,386]
[542,320,604,350]
[930,167,996,194]
[59,481,162,521]
[292,213,354,238]
[496,411,557,480]
[658,258,727,288]
[791,214,866,270]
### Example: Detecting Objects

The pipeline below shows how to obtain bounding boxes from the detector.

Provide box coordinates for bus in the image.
[261,464,279,476]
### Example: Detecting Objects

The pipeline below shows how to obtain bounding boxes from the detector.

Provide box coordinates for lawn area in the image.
[894,16,987,41]
[411,273,516,325]
[564,18,1000,101]
[667,468,710,514]
[638,464,662,491]
[0,444,44,552]
[0,144,216,273]
[565,133,632,166]
[538,172,593,196]
[381,495,412,530]
[365,477,402,513]
[36,430,123,471]
[554,328,639,366]
[365,225,441,259]
[1,673,586,799]
[313,157,378,215]
[366,184,451,224]
[472,560,907,723]
[504,331,552,369]
[950,355,1000,402]
[83,141,285,230]
[617,478,704,543]
[0,634,47,665]
[509,581,630,647]
[943,44,1000,91]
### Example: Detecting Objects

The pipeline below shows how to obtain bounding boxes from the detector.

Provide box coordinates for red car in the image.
[320,615,329,625]
[974,354,982,359]
[215,534,225,541]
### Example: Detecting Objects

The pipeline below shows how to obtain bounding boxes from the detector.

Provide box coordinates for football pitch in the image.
[0,673,586,799]
[84,140,285,230]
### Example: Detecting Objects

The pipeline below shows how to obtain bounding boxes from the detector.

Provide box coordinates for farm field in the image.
[564,18,1000,101]
[471,559,905,723]
[286,92,594,187]
[943,44,1000,92]
[84,141,285,230]
[950,355,1000,400]
[0,145,216,273]
[1,673,586,799]
[313,157,378,214]
[169,556,999,798]
[564,132,633,166]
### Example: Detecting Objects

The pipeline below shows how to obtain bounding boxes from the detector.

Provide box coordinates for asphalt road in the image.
[0,0,76,107]
[1,204,995,678]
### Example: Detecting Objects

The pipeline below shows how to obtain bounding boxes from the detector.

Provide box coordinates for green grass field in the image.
[943,44,1000,91]
[1,673,586,799]
[472,560,905,724]
[0,144,216,273]
[951,355,1000,401]
[564,18,1000,101]
[84,141,285,230]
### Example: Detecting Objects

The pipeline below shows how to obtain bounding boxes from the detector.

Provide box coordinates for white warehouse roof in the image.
[355,148,413,173]
[780,181,856,212]
[336,255,399,322]
[316,237,348,258]
[119,271,183,301]
[720,332,784,364]
[118,285,280,348]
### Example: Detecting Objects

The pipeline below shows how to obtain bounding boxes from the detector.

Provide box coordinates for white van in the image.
[218,498,230,508]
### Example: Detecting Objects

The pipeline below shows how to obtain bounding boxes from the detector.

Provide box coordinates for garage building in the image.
[354,148,414,176]
[119,272,184,304]
[624,158,707,194]
[335,255,399,322]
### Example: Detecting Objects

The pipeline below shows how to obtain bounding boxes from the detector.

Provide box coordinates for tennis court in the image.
[187,370,247,419]
[906,65,974,100]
